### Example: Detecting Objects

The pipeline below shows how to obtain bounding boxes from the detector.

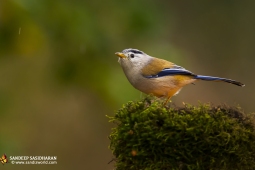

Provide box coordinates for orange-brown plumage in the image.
[141,58,175,77]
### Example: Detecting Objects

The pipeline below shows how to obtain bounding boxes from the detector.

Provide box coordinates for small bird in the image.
[115,48,245,103]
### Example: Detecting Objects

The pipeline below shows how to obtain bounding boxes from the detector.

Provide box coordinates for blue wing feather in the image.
[145,66,195,78]
[143,64,245,87]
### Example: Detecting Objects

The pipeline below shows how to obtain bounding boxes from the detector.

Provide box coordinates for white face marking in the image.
[119,49,151,68]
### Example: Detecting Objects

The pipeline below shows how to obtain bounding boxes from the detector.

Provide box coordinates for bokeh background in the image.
[0,0,254,169]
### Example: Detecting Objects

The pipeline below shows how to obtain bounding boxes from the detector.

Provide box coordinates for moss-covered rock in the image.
[108,96,255,170]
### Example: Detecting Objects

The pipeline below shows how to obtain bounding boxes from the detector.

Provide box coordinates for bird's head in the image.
[115,48,151,69]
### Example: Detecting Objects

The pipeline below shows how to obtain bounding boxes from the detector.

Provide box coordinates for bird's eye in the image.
[130,53,135,58]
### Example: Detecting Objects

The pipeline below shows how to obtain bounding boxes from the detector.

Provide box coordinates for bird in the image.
[115,48,245,104]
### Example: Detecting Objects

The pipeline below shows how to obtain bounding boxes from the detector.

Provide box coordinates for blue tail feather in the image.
[194,75,245,87]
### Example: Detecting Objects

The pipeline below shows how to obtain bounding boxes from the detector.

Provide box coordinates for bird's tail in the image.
[194,75,245,87]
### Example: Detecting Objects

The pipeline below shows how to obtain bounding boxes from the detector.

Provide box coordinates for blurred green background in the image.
[0,0,254,169]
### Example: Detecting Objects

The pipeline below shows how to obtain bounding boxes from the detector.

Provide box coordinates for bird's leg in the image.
[163,88,181,105]
[164,96,171,105]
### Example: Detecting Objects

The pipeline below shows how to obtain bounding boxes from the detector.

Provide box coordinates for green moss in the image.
[108,96,255,170]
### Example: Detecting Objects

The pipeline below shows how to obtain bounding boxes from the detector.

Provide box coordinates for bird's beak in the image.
[115,52,127,58]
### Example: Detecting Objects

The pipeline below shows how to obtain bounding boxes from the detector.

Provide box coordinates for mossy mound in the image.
[108,96,255,170]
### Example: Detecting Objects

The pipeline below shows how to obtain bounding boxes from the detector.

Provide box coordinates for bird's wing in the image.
[142,57,195,78]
